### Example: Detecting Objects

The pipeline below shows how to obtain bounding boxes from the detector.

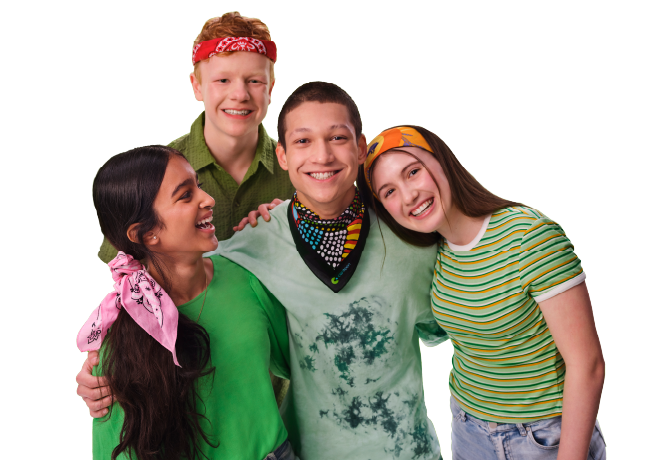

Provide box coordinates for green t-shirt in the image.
[92,255,290,459]
[214,203,449,460]
[431,207,585,423]
[98,113,295,263]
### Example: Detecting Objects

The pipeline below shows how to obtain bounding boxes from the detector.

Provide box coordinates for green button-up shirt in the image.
[98,112,295,263]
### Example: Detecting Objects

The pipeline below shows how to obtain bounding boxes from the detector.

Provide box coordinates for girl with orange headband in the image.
[360,126,606,460]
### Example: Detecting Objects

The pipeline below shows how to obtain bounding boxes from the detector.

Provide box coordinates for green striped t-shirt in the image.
[431,206,585,423]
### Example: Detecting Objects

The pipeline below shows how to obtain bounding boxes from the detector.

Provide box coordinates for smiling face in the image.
[371,147,452,234]
[148,155,218,254]
[191,52,273,141]
[275,101,367,218]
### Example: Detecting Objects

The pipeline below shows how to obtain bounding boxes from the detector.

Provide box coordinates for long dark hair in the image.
[358,125,522,247]
[92,145,216,460]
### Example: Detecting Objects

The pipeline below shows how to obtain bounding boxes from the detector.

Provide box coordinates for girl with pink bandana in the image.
[78,145,294,460]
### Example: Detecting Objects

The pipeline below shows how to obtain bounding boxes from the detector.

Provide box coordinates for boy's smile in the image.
[191,51,273,141]
[276,102,367,219]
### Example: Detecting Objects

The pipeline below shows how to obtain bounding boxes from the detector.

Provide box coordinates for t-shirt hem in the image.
[451,392,563,424]
[533,272,586,303]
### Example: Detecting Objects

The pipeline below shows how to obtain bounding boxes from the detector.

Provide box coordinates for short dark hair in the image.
[277,82,362,150]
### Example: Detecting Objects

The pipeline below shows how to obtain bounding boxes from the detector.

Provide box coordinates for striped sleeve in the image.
[518,216,585,303]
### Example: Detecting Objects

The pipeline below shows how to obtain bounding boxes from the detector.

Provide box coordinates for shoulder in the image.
[215,200,292,252]
[168,132,190,155]
[498,207,575,253]
[366,209,437,258]
[208,254,253,283]
[168,112,204,157]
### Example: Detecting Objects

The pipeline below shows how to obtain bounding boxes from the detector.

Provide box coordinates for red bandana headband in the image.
[192,37,277,65]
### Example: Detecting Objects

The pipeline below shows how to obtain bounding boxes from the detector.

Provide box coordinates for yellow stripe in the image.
[454,342,555,363]
[450,387,563,420]
[433,303,527,326]
[455,377,564,396]
[521,256,578,290]
[347,224,361,231]
[439,260,518,280]
[454,329,551,354]
[346,234,359,241]
[455,359,565,383]
[436,277,518,295]
[432,289,520,310]
[344,242,357,249]
[488,216,535,231]
[442,251,514,266]
[524,234,560,251]
[475,230,525,250]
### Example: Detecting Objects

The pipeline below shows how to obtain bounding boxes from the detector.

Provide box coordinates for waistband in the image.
[263,439,293,460]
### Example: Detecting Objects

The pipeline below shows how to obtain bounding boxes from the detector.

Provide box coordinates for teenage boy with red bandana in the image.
[97,12,293,263]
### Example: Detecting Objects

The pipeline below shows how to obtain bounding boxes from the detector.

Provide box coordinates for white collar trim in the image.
[446,214,492,252]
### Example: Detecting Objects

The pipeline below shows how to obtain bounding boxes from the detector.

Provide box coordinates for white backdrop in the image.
[1,1,658,457]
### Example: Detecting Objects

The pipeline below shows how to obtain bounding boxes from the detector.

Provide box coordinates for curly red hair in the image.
[193,12,275,84]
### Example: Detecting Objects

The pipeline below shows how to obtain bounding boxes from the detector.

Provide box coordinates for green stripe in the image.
[432,207,583,422]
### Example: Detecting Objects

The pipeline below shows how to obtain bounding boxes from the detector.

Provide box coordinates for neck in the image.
[146,252,208,306]
[297,186,356,220]
[436,206,488,247]
[203,122,260,184]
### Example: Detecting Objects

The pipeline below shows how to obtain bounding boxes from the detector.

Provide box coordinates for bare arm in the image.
[76,351,114,417]
[232,198,284,232]
[539,282,605,460]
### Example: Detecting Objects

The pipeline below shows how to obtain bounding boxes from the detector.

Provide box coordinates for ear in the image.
[127,223,159,246]
[190,72,204,102]
[275,142,289,170]
[357,134,368,165]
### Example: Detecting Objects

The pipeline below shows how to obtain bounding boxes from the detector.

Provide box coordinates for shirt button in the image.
[235,201,240,207]
[489,422,498,430]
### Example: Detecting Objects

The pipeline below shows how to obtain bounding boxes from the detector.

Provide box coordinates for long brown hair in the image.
[358,125,522,247]
[93,146,216,460]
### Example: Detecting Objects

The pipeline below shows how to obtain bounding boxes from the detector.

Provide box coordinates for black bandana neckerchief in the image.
[287,188,370,293]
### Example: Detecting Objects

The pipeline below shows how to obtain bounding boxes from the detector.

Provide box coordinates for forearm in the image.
[556,358,605,460]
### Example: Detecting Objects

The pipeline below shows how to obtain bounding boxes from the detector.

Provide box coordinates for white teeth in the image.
[411,199,433,216]
[196,217,213,226]
[309,171,336,180]
[224,109,250,115]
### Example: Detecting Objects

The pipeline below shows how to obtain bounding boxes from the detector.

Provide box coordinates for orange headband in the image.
[364,126,433,196]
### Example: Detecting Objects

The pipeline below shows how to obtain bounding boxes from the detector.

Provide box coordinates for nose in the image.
[310,141,335,165]
[401,184,419,206]
[229,80,249,102]
[200,189,215,209]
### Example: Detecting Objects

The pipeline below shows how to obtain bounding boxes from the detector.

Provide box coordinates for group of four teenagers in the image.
[76,11,606,460]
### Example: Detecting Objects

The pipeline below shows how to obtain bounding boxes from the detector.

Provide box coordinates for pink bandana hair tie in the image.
[77,252,180,367]
[192,36,277,65]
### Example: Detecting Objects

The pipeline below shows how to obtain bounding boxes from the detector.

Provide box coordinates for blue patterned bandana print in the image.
[292,190,365,269]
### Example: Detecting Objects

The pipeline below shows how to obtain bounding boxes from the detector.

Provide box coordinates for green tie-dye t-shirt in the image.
[214,203,448,460]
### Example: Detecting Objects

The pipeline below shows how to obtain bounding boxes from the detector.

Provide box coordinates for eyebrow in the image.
[171,174,198,198]
[375,160,420,197]
[290,124,352,136]
[330,124,352,131]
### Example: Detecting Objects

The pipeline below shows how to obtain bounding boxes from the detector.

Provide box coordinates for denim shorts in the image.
[450,397,606,460]
[263,439,297,460]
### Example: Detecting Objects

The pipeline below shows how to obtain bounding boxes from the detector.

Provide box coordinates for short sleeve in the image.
[518,216,586,303]
[249,275,291,380]
[415,319,449,347]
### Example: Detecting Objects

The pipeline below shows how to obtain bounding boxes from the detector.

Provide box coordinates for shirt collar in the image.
[186,112,275,174]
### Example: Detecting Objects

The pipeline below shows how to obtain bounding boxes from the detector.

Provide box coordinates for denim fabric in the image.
[450,397,606,460]
[264,440,297,460]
